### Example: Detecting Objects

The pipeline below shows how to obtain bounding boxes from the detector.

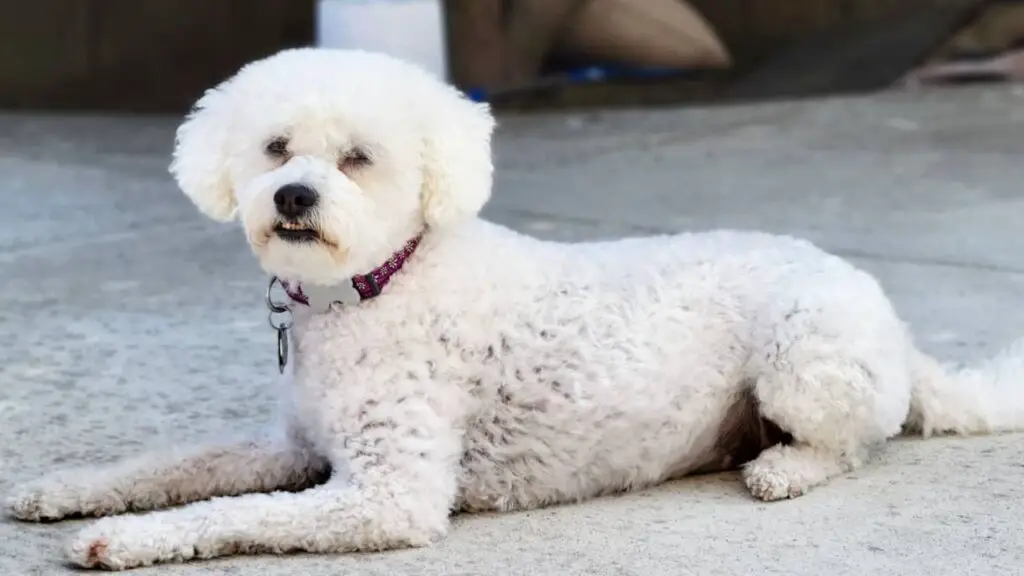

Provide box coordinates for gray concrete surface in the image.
[3,84,1024,575]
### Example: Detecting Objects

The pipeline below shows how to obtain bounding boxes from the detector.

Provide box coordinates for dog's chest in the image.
[284,315,471,455]
[284,320,395,445]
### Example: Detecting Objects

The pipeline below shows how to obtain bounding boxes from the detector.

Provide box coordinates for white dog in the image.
[7,48,1024,570]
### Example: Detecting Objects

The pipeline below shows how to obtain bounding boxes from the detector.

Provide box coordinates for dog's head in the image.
[169,48,495,284]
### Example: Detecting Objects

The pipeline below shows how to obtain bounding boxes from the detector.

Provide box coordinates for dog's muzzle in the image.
[274,183,318,219]
[272,183,320,242]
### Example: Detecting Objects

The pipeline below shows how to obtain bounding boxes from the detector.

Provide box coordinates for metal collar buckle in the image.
[266,276,293,374]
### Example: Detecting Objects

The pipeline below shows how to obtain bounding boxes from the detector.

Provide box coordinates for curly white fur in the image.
[7,47,1024,570]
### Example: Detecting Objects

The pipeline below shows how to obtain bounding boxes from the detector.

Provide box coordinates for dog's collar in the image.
[278,235,422,313]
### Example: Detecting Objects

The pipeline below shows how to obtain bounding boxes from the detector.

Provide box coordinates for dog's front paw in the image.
[6,477,84,522]
[5,473,125,522]
[67,516,193,570]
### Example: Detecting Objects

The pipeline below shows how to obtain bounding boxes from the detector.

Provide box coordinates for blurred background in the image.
[1,0,1022,113]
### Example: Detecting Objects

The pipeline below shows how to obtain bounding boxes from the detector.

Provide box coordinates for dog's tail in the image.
[906,337,1024,437]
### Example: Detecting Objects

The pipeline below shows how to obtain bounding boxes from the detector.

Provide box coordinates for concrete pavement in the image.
[2,84,1024,574]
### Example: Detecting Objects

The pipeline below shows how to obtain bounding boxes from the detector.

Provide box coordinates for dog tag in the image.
[299,281,362,313]
[276,326,289,374]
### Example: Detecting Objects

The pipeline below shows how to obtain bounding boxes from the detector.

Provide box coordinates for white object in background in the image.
[316,0,448,81]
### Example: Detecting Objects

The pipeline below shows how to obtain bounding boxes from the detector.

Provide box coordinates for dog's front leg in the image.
[66,476,450,570]
[64,395,461,570]
[6,428,328,522]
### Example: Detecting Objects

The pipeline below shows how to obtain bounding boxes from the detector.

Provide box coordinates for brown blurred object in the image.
[938,1,1024,56]
[900,1,1024,86]
[504,0,596,85]
[0,0,314,113]
[444,0,730,92]
[555,0,732,70]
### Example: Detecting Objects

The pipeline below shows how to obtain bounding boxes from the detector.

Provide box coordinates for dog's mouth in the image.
[273,221,321,243]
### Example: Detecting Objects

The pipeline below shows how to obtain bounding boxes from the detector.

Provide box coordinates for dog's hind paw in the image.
[743,464,805,501]
[742,443,850,502]
[5,481,76,521]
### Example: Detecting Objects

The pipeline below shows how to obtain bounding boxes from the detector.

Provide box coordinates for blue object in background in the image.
[463,63,697,102]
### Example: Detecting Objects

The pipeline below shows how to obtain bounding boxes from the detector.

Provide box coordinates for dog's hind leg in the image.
[739,291,914,501]
[5,427,329,522]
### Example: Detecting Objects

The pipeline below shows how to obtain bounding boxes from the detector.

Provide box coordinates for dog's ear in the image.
[169,83,238,222]
[420,89,496,229]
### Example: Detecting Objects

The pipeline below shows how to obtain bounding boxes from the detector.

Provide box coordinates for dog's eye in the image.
[339,148,372,172]
[265,137,290,157]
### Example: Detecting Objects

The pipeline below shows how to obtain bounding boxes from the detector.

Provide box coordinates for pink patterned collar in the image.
[281,236,421,310]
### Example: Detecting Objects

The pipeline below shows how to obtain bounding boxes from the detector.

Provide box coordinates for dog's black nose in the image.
[274,183,318,218]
